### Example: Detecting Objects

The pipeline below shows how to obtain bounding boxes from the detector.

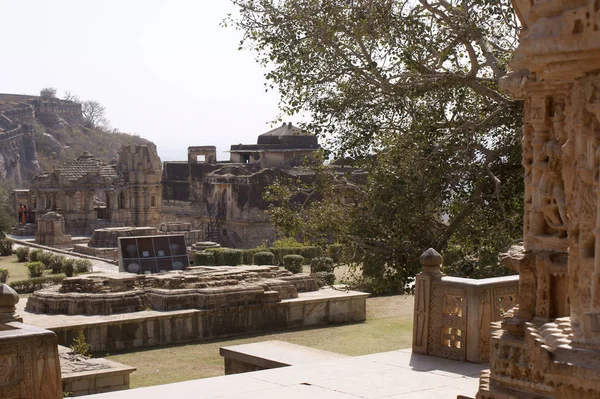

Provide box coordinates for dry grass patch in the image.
[106,295,414,388]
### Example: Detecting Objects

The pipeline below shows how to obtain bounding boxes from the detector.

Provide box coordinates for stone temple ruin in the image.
[26,266,317,316]
[13,122,364,250]
[470,1,600,397]
[22,144,162,236]
[162,122,365,248]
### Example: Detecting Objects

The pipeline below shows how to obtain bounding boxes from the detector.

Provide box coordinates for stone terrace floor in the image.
[85,348,484,399]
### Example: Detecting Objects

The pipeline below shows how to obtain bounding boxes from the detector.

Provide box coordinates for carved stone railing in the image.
[412,248,519,363]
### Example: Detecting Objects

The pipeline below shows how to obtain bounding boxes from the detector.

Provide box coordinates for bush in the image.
[315,271,335,287]
[326,244,353,264]
[74,259,92,274]
[71,331,91,357]
[310,257,334,273]
[362,254,386,278]
[37,251,54,268]
[15,247,30,262]
[0,239,13,256]
[0,268,8,283]
[29,248,42,262]
[283,254,304,274]
[253,251,275,265]
[62,258,75,277]
[27,261,45,278]
[204,248,224,266]
[194,252,214,266]
[8,275,66,294]
[50,255,67,274]
[222,249,243,266]
[243,248,264,264]
[273,237,304,248]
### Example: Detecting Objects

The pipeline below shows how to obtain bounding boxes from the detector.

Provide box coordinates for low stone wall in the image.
[72,244,117,260]
[413,249,519,363]
[46,289,368,352]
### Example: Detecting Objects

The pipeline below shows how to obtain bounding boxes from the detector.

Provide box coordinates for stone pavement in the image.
[85,348,483,399]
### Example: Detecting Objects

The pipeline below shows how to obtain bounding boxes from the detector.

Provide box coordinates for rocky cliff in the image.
[0,93,153,187]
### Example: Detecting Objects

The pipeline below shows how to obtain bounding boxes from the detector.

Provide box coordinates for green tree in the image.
[231,0,523,293]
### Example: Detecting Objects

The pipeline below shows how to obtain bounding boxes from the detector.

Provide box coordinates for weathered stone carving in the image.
[412,249,519,363]
[0,284,62,399]
[476,1,600,397]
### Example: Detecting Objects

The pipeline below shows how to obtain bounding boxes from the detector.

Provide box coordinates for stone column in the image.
[412,248,443,355]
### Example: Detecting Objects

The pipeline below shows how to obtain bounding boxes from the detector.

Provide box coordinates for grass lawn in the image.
[106,295,414,388]
[0,254,30,281]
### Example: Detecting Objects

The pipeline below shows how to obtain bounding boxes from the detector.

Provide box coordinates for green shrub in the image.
[300,247,322,262]
[71,331,91,357]
[283,254,304,273]
[310,257,334,273]
[222,249,243,266]
[27,261,45,278]
[362,255,386,278]
[37,251,54,268]
[50,255,67,274]
[15,247,30,262]
[74,259,92,274]
[326,244,353,264]
[8,275,66,294]
[0,239,13,256]
[243,248,264,264]
[273,237,304,248]
[62,258,75,277]
[29,248,42,262]
[204,248,224,265]
[253,251,275,265]
[315,271,335,287]
[194,252,214,266]
[0,268,8,283]
[270,246,323,265]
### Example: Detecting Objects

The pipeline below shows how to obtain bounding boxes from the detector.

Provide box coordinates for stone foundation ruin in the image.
[26,266,318,315]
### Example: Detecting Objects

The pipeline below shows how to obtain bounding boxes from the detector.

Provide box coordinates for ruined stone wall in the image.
[31,99,83,126]
[0,103,39,184]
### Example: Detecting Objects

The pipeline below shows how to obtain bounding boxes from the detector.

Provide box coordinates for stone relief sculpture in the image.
[476,1,600,398]
[533,107,568,236]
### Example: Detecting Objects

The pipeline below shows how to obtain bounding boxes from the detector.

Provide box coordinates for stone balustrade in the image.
[412,248,518,363]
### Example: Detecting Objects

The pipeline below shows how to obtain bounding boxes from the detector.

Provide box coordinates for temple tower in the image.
[117,144,162,227]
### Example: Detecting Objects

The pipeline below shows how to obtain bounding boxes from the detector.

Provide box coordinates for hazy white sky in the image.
[0,1,284,161]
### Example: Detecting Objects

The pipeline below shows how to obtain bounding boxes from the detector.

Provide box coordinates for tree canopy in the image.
[229,0,523,292]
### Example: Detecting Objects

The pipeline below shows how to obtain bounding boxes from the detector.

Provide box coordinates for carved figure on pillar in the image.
[533,118,568,236]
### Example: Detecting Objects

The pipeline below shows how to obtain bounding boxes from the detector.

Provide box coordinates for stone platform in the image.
[18,287,368,352]
[84,348,484,399]
[59,345,136,397]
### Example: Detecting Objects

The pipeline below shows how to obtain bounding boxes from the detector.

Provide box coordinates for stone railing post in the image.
[413,248,443,355]
[0,283,62,399]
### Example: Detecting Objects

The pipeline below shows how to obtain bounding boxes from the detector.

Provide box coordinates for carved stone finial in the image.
[420,248,442,266]
[0,283,20,323]
[419,248,443,278]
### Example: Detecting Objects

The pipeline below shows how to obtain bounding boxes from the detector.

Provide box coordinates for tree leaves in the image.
[230,0,522,290]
